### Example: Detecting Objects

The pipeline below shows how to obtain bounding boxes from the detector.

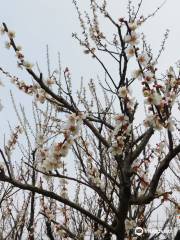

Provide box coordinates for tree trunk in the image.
[174,230,180,240]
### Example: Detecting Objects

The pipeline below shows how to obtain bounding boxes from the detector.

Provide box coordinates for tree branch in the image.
[0,171,115,233]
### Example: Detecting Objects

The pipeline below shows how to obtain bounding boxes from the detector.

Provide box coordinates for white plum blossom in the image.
[54,224,67,238]
[109,140,124,156]
[118,86,136,112]
[42,156,63,172]
[113,123,131,137]
[22,61,34,70]
[94,228,104,238]
[142,88,150,98]
[125,46,135,59]
[8,30,15,39]
[164,66,178,90]
[114,114,129,126]
[118,86,128,98]
[143,71,155,84]
[128,21,138,31]
[63,113,85,137]
[40,142,68,172]
[152,92,162,105]
[127,96,136,111]
[131,69,142,80]
[145,92,162,106]
[138,53,149,67]
[144,115,163,130]
[35,88,47,104]
[54,142,69,157]
[124,31,140,46]
[46,78,55,85]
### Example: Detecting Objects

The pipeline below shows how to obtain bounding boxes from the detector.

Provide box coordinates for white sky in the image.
[0,2,180,156]
[0,1,180,71]
[0,0,180,133]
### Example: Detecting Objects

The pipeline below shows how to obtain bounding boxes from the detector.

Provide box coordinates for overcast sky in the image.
[0,0,180,142]
[0,1,179,129]
[1,0,180,65]
[0,0,180,129]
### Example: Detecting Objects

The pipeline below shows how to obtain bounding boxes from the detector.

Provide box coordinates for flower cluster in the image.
[124,19,151,71]
[122,20,143,59]
[124,20,140,46]
[124,22,179,131]
[109,114,131,156]
[1,25,34,70]
[118,86,129,98]
[40,196,70,237]
[63,112,85,138]
[87,156,101,187]
[89,1,105,44]
[118,86,135,112]
[37,147,62,171]
[35,88,48,104]
[11,77,35,95]
[131,168,150,198]
[0,67,56,105]
[123,20,176,131]
[0,23,49,146]
[5,126,22,155]
[144,91,162,106]
[125,45,135,59]
[144,114,163,130]
[142,66,179,131]
[38,113,85,172]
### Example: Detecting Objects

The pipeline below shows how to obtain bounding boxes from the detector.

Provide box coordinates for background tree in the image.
[0,0,179,239]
